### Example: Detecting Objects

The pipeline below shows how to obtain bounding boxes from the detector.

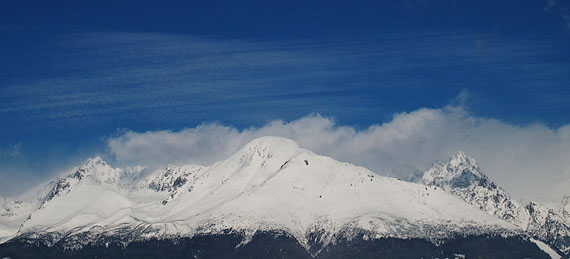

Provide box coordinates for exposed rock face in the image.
[146,164,204,205]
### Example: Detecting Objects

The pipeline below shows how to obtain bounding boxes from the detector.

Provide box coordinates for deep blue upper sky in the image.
[1,0,570,180]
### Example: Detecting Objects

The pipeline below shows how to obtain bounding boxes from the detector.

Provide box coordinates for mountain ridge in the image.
[0,137,550,258]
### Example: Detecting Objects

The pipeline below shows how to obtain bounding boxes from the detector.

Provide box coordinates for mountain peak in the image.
[228,136,305,167]
[420,151,487,190]
[449,151,477,168]
[79,156,107,171]
[38,157,121,208]
[241,136,301,153]
[72,156,120,184]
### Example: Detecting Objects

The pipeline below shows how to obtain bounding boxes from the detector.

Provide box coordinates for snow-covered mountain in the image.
[419,151,570,258]
[0,137,551,258]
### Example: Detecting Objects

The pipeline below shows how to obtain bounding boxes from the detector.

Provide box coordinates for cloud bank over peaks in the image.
[107,106,570,205]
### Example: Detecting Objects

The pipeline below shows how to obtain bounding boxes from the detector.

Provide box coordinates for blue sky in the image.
[1,0,570,199]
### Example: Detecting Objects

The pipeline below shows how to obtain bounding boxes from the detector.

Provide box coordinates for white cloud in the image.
[107,106,570,206]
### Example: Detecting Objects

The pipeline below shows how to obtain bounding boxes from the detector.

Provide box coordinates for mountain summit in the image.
[420,152,570,257]
[420,151,487,191]
[0,138,551,258]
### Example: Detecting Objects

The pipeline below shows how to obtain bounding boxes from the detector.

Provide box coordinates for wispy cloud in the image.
[108,105,570,206]
[2,31,569,128]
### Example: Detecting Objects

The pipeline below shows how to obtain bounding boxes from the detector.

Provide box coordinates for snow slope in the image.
[532,239,563,259]
[420,152,570,257]
[1,137,519,251]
